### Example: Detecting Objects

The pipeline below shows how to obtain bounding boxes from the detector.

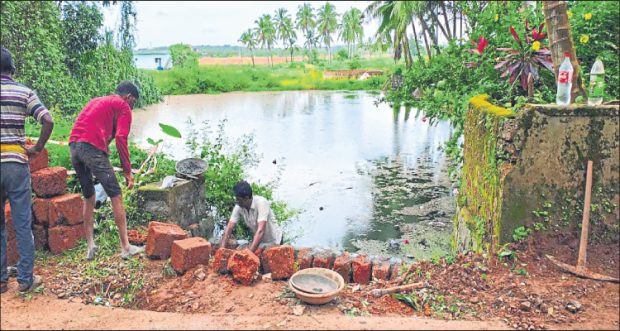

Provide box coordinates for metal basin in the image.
[288,268,345,305]
[176,158,208,179]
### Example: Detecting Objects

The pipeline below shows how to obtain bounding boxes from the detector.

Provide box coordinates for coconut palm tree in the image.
[340,8,364,58]
[316,2,339,63]
[281,17,297,63]
[238,29,257,67]
[274,8,288,47]
[296,3,316,59]
[254,14,276,67]
[366,1,413,67]
[274,8,296,62]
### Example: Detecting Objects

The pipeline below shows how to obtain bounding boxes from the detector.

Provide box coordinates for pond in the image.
[132,91,456,260]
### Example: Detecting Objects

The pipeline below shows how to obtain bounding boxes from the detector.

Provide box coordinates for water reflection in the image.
[132,91,454,255]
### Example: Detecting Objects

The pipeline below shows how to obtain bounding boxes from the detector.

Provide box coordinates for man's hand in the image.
[26,145,41,158]
[124,173,134,189]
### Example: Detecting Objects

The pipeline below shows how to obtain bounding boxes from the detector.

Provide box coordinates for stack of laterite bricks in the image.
[209,245,403,286]
[4,144,86,264]
[144,223,403,286]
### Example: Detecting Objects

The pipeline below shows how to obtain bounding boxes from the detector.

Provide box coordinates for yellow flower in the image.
[494,14,499,22]
[567,11,573,19]
[580,34,590,44]
[531,41,541,51]
[584,13,592,20]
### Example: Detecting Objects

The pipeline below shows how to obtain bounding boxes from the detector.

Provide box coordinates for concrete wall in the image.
[138,177,213,237]
[454,97,619,253]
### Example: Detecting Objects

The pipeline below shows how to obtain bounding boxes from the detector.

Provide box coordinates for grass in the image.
[144,57,397,95]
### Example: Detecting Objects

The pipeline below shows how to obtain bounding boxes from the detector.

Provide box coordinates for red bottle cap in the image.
[565,52,571,57]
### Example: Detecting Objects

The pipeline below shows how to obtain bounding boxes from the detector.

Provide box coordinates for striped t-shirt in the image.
[1,74,51,163]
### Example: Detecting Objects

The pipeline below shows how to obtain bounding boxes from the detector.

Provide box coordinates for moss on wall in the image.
[454,100,619,254]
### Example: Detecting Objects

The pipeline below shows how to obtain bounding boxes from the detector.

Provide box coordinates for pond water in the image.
[132,91,456,259]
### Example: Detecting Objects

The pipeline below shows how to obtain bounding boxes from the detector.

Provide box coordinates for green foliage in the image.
[385,1,619,175]
[512,226,531,242]
[158,123,182,138]
[169,44,199,68]
[184,119,297,240]
[568,1,620,100]
[392,292,420,311]
[146,59,388,95]
[336,48,349,60]
[0,1,161,115]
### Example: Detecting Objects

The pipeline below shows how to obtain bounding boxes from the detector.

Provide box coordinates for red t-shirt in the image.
[69,95,132,175]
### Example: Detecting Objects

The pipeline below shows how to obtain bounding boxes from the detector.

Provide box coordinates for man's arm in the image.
[220,220,236,249]
[115,109,133,188]
[28,113,53,155]
[25,92,53,156]
[248,221,266,252]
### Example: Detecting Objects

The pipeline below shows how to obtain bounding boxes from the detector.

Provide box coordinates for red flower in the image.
[532,29,547,41]
[404,239,410,245]
[510,26,522,46]
[477,36,489,54]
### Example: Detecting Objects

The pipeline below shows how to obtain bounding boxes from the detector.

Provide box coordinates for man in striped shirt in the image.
[69,81,143,260]
[1,47,54,294]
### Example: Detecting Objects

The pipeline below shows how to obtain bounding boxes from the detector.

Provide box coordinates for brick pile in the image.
[145,221,188,259]
[5,146,84,263]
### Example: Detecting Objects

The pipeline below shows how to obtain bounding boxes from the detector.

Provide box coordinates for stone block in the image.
[48,224,85,255]
[227,249,260,285]
[171,237,211,274]
[213,247,235,274]
[262,245,295,280]
[332,252,352,283]
[31,167,67,198]
[145,221,188,259]
[49,194,83,227]
[295,248,314,270]
[26,144,49,173]
[352,254,372,284]
[4,202,16,241]
[137,178,209,230]
[372,258,392,281]
[312,248,335,269]
[32,198,51,225]
[32,223,48,251]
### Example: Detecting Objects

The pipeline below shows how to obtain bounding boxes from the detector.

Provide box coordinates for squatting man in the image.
[219,180,284,252]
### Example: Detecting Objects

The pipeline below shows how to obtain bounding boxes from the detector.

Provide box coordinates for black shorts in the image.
[69,142,121,199]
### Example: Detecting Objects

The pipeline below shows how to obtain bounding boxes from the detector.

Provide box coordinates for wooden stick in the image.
[577,160,593,272]
[369,281,426,298]
[546,255,619,283]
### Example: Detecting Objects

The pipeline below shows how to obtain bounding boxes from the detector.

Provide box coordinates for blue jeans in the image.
[1,162,35,285]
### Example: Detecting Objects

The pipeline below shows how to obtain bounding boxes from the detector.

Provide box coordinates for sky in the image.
[103,1,379,50]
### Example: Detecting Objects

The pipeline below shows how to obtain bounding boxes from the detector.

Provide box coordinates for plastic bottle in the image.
[588,58,605,106]
[556,52,573,105]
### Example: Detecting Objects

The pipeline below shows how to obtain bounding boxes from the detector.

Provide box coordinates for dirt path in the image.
[1,293,507,330]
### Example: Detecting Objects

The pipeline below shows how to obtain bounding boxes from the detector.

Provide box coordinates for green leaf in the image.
[147,138,163,146]
[158,123,182,138]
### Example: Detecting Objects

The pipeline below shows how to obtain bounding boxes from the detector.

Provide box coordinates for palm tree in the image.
[280,17,298,62]
[238,29,256,67]
[366,1,413,67]
[274,8,288,48]
[340,8,364,58]
[296,3,316,59]
[254,14,276,67]
[316,2,339,63]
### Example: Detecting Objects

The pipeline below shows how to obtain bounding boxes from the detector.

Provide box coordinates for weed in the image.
[162,261,176,277]
[512,226,531,242]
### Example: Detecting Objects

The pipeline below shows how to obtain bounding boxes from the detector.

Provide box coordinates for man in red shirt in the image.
[69,81,143,260]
